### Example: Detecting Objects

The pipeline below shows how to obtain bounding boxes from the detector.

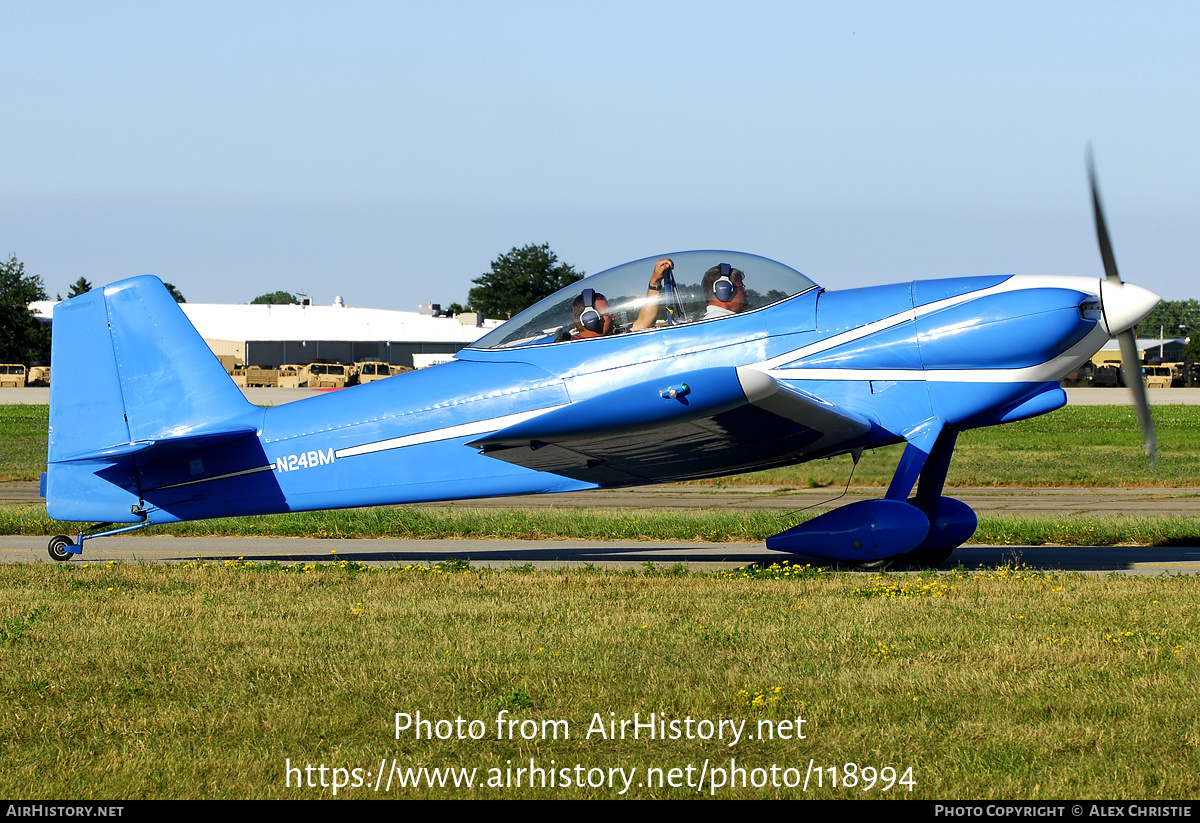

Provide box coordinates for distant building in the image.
[1092,337,1187,365]
[30,298,502,369]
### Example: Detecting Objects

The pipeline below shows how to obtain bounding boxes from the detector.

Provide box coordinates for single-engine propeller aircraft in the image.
[42,164,1160,567]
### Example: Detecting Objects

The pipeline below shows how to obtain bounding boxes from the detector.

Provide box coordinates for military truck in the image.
[273,363,352,389]
[1091,360,1122,388]
[354,361,394,384]
[1142,366,1173,389]
[304,362,350,388]
[232,365,281,388]
[276,364,305,389]
[0,365,27,388]
[1161,362,1188,387]
[243,366,280,388]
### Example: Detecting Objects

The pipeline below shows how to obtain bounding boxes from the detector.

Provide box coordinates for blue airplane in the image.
[41,168,1160,567]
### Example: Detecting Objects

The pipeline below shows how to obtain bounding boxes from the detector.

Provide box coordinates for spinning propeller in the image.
[1089,154,1159,467]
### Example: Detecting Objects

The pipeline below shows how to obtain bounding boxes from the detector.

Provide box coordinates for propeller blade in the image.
[1091,153,1157,468]
[1117,329,1158,468]
[1088,151,1122,284]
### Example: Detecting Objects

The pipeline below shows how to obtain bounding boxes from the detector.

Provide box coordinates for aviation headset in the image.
[578,288,605,333]
[712,262,739,303]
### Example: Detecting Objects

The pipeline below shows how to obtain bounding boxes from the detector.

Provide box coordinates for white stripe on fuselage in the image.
[332,405,570,459]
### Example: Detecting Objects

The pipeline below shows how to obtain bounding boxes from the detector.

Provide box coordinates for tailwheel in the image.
[47,535,76,562]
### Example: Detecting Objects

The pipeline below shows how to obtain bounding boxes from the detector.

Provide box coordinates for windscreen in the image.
[470,250,817,350]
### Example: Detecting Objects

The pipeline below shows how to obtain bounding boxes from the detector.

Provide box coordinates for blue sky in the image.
[4,1,1197,309]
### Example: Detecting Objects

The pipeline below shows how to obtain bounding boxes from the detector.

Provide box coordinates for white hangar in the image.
[31,297,503,370]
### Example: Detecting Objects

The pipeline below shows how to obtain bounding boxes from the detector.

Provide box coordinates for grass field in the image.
[2,404,1195,486]
[2,559,1197,799]
[0,405,49,483]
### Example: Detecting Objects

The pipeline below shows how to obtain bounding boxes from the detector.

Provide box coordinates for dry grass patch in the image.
[1,561,1198,798]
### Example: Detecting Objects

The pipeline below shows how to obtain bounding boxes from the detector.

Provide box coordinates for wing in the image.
[468,366,872,485]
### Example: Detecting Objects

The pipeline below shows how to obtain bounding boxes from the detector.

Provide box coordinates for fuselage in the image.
[46,267,1144,529]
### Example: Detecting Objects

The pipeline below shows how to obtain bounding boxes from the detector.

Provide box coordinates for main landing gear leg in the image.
[904,426,977,566]
[46,521,152,562]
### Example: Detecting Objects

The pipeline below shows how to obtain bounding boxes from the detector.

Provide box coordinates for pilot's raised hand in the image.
[631,258,675,331]
[650,258,674,289]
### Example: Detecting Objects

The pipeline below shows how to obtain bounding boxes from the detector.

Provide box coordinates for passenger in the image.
[570,288,615,338]
[700,263,747,319]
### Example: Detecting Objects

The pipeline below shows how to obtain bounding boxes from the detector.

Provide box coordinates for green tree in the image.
[251,291,299,305]
[66,277,93,299]
[1134,299,1200,341]
[468,243,583,319]
[1184,338,1200,363]
[0,255,51,364]
[163,282,186,303]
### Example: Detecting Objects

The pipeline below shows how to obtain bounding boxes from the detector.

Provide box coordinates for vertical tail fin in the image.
[46,276,261,521]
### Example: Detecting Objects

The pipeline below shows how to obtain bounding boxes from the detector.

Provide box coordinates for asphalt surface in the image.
[2,534,1197,575]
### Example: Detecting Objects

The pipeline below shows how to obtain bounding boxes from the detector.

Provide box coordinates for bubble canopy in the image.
[469,250,819,350]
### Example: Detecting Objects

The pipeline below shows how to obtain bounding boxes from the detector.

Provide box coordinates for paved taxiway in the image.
[1,535,1197,575]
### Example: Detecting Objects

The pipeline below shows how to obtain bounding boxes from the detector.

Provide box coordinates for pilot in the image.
[700,263,747,319]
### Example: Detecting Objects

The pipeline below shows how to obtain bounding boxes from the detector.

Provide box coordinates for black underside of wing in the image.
[479,404,825,486]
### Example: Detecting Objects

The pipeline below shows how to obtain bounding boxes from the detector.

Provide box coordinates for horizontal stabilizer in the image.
[51,426,259,464]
